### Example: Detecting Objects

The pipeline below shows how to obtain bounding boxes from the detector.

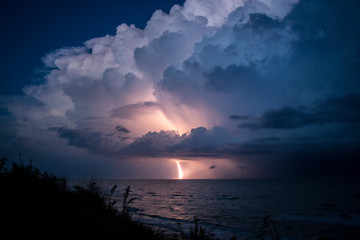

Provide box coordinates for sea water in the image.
[80,179,360,240]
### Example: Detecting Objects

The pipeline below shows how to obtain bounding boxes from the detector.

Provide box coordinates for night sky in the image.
[1,0,359,179]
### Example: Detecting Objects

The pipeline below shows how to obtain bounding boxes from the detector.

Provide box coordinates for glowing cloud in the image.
[1,0,299,141]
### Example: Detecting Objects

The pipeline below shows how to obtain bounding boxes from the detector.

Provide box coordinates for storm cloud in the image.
[237,94,360,129]
[0,0,359,178]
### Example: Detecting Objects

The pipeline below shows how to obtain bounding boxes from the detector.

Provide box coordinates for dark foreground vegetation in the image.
[0,156,166,240]
[0,156,282,240]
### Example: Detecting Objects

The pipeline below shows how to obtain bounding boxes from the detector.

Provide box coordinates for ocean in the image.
[77,179,360,240]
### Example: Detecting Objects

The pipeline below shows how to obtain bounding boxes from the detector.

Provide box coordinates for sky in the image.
[0,0,359,179]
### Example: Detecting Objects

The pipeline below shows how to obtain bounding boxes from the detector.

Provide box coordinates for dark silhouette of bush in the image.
[0,157,164,239]
[121,185,136,219]
[176,216,228,240]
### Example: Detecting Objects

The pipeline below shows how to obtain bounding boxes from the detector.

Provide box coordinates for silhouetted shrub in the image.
[175,216,222,240]
[0,158,165,240]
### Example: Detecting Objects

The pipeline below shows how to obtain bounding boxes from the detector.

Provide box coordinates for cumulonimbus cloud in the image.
[1,0,360,177]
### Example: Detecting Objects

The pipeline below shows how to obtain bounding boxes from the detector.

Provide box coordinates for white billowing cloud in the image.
[6,0,297,139]
[9,0,360,173]
[258,0,299,18]
[182,0,246,27]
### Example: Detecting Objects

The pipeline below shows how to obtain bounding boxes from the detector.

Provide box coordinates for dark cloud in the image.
[238,94,360,129]
[246,13,282,32]
[49,127,129,155]
[49,127,103,150]
[167,126,233,157]
[115,125,130,134]
[204,64,260,93]
[45,119,360,177]
[121,126,231,158]
[240,106,318,129]
[49,126,233,159]
[124,130,183,157]
[229,114,250,120]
